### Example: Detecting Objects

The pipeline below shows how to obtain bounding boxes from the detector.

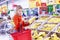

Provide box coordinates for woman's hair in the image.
[16,5,22,11]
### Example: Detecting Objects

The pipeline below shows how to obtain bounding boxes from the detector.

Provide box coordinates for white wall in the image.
[8,0,29,10]
[15,0,29,8]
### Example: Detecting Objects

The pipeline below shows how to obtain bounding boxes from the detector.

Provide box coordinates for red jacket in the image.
[13,14,29,31]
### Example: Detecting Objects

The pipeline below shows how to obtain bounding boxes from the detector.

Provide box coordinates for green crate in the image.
[56,4,60,9]
[48,5,53,12]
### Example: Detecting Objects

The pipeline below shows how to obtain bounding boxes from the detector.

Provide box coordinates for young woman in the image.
[13,5,29,32]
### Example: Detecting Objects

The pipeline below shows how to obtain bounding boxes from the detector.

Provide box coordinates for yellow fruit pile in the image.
[42,24,56,31]
[44,33,60,40]
[32,30,46,40]
[57,27,60,32]
[31,22,41,29]
[0,5,8,13]
[28,17,36,24]
[48,18,60,23]
[10,20,15,26]
[2,5,8,12]
[39,16,49,22]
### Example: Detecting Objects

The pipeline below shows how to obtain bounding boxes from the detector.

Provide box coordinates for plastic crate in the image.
[47,5,53,12]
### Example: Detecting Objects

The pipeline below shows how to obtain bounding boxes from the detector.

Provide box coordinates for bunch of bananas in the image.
[42,24,56,31]
[32,30,46,40]
[10,20,15,26]
[44,33,60,40]
[39,16,49,22]
[28,17,36,24]
[31,22,41,29]
[48,18,60,23]
[56,27,60,32]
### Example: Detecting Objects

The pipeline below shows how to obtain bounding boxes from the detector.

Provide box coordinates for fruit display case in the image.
[52,23,60,33]
[25,16,60,40]
[33,27,60,40]
[35,15,53,23]
[28,16,37,24]
[35,16,50,22]
[25,22,42,30]
[39,23,58,32]
[44,32,60,40]
[56,26,60,33]
[26,16,49,30]
[30,22,41,29]
[32,30,49,40]
[48,16,60,23]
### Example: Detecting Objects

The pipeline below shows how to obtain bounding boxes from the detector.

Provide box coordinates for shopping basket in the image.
[11,29,32,40]
[11,17,32,40]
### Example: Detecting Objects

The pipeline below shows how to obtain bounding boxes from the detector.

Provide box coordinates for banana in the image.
[48,18,60,23]
[32,30,47,40]
[39,32,46,37]
[28,17,36,24]
[42,24,56,31]
[32,30,39,38]
[36,36,43,40]
[57,27,60,32]
[31,22,41,29]
[45,33,60,40]
[39,17,48,22]
[44,37,50,40]
[10,20,15,26]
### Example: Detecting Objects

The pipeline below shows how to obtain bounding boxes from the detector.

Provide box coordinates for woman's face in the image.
[17,9,22,16]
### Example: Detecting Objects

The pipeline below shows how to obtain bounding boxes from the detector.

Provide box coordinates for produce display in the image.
[56,26,60,32]
[39,16,49,22]
[30,22,41,29]
[2,5,8,12]
[10,20,14,25]
[32,30,47,40]
[24,16,60,40]
[41,23,57,31]
[44,33,60,40]
[1,13,60,40]
[0,5,8,13]
[28,17,36,24]
[48,17,60,23]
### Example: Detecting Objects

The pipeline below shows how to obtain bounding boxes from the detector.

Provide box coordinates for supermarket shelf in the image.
[52,23,60,32]
[24,16,60,40]
[0,0,9,5]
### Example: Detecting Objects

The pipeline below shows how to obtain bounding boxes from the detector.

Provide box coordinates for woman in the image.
[13,5,29,32]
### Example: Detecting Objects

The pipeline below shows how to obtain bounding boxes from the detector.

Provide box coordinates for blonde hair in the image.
[16,5,22,11]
